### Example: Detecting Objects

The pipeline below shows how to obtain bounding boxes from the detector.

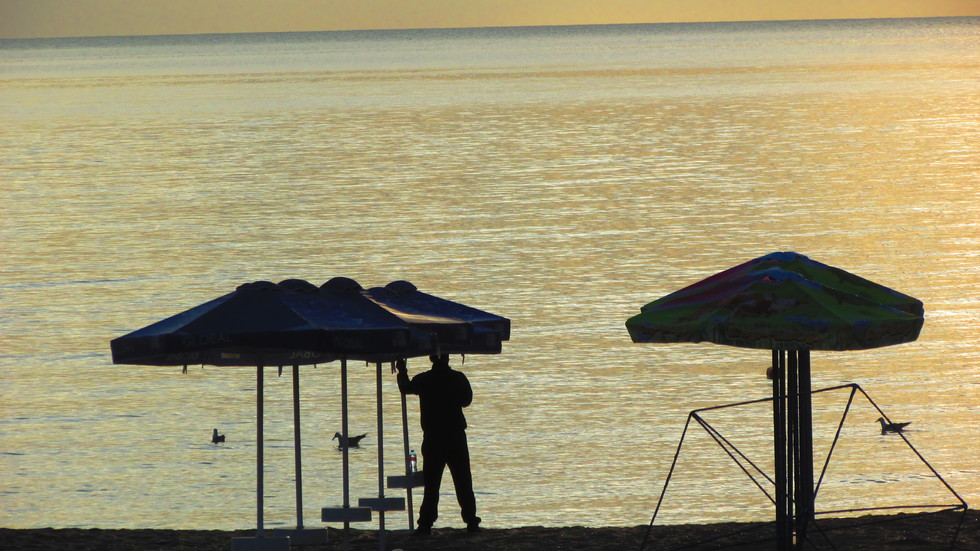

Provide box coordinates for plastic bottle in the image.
[409,449,418,473]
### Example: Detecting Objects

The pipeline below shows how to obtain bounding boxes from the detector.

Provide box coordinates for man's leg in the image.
[446,432,479,528]
[417,438,446,530]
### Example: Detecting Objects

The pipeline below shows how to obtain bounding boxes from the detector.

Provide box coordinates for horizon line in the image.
[2,14,975,42]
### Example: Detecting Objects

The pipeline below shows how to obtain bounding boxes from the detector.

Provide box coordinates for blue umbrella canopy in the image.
[363,280,510,354]
[110,278,434,367]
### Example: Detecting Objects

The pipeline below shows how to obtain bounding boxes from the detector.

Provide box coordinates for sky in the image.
[1,0,978,39]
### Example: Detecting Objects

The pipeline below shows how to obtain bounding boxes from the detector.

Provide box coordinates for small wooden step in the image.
[321,506,373,523]
[387,471,425,489]
[358,497,406,512]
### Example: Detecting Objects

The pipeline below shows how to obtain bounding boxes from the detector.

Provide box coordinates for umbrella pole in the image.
[231,365,286,551]
[257,363,266,538]
[341,358,351,534]
[772,350,789,551]
[400,374,415,530]
[292,364,304,529]
[797,350,814,544]
[787,349,799,547]
[375,362,387,551]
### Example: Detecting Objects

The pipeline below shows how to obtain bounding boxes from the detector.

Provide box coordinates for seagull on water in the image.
[877,417,911,434]
[333,432,367,449]
[212,429,225,443]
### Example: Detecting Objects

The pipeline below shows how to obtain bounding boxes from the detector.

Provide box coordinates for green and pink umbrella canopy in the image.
[626,251,923,351]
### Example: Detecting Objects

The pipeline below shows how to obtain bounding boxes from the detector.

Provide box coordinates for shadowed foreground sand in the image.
[1,510,975,550]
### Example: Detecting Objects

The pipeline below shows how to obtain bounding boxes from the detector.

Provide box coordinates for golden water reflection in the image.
[2,34,978,529]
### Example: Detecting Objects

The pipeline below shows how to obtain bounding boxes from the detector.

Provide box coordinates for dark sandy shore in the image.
[2,509,975,550]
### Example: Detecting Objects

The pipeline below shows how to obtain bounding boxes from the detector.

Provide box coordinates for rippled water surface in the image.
[1,18,978,530]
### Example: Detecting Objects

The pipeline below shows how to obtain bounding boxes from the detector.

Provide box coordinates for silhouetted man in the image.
[396,354,481,534]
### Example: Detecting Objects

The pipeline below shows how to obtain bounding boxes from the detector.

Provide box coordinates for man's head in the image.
[429,354,450,369]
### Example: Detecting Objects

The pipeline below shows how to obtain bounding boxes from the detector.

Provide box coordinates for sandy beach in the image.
[1,509,975,550]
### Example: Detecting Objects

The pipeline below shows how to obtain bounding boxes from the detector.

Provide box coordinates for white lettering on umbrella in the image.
[182,334,232,346]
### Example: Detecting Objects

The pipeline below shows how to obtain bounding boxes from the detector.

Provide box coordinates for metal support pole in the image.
[341,358,351,537]
[797,350,814,545]
[787,349,799,548]
[292,364,304,529]
[375,362,387,550]
[401,386,415,530]
[773,350,789,551]
[257,363,265,537]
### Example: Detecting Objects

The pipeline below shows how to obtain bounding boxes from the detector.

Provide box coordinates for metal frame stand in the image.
[640,382,967,551]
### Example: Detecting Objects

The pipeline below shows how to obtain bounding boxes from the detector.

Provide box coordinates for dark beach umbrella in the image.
[363,280,510,354]
[625,252,924,550]
[360,280,511,529]
[110,279,425,366]
[111,278,432,550]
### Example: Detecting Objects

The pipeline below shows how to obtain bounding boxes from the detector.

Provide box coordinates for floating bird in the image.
[877,417,911,434]
[212,429,225,443]
[333,432,367,449]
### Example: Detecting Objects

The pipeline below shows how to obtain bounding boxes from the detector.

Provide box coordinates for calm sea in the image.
[1,18,978,531]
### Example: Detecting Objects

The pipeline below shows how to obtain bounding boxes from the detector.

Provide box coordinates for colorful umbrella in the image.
[626,252,924,550]
[626,251,923,351]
